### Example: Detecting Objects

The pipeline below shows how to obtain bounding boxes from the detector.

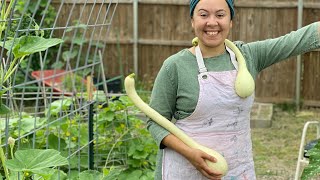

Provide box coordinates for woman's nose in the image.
[206,16,218,26]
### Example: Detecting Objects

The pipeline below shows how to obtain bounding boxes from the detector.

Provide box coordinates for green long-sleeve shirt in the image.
[147,22,320,180]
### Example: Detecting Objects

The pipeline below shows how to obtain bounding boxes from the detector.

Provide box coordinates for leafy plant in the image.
[62,73,87,93]
[5,0,60,91]
[301,141,320,180]
[52,20,104,76]
[0,94,157,179]
[0,35,63,114]
[0,136,68,180]
[96,96,157,179]
[0,0,63,115]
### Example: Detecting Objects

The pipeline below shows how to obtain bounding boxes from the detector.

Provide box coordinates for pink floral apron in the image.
[162,45,256,180]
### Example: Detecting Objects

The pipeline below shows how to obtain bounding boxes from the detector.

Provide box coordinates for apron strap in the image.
[195,45,239,73]
[195,46,208,73]
[226,46,239,70]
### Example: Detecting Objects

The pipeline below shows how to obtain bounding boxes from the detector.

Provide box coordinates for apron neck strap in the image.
[195,46,207,73]
[195,45,239,74]
[226,46,239,70]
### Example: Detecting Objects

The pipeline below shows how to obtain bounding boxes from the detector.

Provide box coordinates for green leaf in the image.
[0,103,10,114]
[6,149,68,172]
[301,164,320,180]
[13,116,42,134]
[0,90,7,98]
[8,171,20,180]
[12,36,63,58]
[32,167,56,178]
[301,141,320,180]
[48,134,67,150]
[73,36,87,46]
[51,61,65,69]
[0,38,19,51]
[46,98,73,116]
[78,170,103,180]
[105,111,115,122]
[49,170,68,180]
[102,167,124,180]
[62,50,78,61]
[118,170,143,180]
[93,90,107,102]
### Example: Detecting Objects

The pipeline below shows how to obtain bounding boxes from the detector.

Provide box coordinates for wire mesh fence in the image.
[0,0,158,179]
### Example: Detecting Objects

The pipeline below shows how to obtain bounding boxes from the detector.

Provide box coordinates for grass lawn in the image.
[252,105,320,180]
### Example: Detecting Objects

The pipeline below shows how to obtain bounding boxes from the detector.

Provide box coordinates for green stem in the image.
[0,0,14,41]
[104,129,130,169]
[0,148,10,179]
[4,0,14,21]
[10,146,14,159]
[0,133,10,180]
[4,56,25,82]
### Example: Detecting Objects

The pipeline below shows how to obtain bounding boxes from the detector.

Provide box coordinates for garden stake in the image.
[88,101,94,170]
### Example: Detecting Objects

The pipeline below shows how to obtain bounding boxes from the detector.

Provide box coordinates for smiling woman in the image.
[142,0,320,179]
[190,0,233,57]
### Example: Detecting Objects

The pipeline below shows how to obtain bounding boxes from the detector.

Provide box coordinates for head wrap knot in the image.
[190,0,235,19]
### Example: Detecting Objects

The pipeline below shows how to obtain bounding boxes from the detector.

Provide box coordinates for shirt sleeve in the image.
[242,22,320,72]
[147,60,177,149]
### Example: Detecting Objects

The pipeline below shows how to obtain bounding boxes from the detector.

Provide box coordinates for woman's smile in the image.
[205,30,219,37]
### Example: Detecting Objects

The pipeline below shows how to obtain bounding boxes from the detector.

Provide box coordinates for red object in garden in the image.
[31,69,90,96]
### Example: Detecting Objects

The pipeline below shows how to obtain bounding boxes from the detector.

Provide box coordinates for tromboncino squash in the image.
[192,37,255,98]
[124,73,228,176]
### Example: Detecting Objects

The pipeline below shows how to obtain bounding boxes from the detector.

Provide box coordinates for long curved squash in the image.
[192,37,255,98]
[124,74,228,176]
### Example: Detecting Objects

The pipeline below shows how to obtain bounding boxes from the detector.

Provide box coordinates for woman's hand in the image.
[162,134,223,179]
[185,148,223,180]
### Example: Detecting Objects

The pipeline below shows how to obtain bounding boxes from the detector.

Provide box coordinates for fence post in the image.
[133,0,138,76]
[295,0,304,111]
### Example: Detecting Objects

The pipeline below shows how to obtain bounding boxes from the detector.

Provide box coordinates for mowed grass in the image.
[252,105,320,180]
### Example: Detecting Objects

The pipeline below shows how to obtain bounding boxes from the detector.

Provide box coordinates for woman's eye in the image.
[217,14,225,18]
[200,13,207,17]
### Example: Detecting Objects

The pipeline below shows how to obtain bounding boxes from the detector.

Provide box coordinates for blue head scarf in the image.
[190,0,235,19]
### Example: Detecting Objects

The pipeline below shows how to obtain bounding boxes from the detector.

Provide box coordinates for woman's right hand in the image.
[185,148,223,180]
[162,134,223,179]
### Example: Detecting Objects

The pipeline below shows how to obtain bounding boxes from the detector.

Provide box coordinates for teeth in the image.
[207,31,218,36]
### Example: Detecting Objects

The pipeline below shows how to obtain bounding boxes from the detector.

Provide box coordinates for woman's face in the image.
[191,0,233,49]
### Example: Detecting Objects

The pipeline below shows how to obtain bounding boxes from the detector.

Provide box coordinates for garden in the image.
[0,0,320,180]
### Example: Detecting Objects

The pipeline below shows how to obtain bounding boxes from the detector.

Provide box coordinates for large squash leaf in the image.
[12,36,63,59]
[0,38,19,51]
[0,36,63,59]
[6,149,68,172]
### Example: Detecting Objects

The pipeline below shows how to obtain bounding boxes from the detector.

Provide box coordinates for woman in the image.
[147,0,320,179]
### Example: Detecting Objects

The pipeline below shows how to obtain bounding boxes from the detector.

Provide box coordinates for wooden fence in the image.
[53,0,320,107]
